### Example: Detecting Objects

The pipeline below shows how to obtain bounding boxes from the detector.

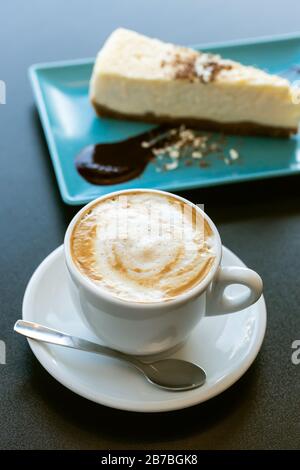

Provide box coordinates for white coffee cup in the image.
[64,189,263,356]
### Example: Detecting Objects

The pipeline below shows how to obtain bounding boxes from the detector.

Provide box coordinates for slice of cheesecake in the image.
[90,28,300,137]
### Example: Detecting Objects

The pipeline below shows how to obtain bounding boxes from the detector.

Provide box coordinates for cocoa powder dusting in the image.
[161,50,233,83]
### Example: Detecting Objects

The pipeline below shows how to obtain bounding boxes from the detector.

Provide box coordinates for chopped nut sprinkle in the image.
[229,148,239,160]
[165,161,178,171]
[142,125,241,173]
[192,151,203,159]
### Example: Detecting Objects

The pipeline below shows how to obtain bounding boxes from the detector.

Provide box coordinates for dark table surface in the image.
[1,0,300,450]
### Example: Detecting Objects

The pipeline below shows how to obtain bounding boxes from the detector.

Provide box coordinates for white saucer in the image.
[22,245,266,413]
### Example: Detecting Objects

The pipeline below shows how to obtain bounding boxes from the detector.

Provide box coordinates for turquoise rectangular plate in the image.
[29,33,300,205]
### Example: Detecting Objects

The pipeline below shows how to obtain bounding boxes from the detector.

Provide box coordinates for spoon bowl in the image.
[144,359,206,391]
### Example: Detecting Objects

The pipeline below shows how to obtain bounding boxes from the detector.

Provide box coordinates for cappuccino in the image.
[70,191,215,302]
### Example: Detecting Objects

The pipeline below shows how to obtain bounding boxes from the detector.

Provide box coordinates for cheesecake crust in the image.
[92,101,296,138]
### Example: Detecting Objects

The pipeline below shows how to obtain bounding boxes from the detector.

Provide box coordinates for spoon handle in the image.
[14,320,141,367]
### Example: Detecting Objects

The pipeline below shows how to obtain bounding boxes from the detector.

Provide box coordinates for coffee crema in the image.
[70,192,215,302]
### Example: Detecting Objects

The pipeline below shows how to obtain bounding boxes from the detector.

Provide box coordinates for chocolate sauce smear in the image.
[75,126,167,185]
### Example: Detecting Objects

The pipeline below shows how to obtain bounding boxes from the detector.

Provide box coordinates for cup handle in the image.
[205,266,263,316]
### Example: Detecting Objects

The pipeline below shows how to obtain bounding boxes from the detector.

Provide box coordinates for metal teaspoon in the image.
[14,320,206,391]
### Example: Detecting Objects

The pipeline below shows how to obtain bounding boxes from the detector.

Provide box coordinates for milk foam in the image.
[71,192,215,302]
